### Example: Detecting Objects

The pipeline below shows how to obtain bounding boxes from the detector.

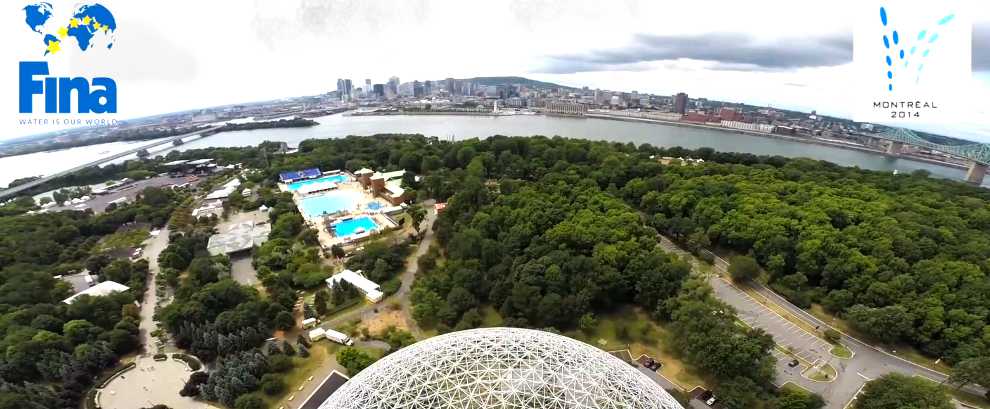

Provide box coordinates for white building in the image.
[63,281,129,304]
[325,269,383,303]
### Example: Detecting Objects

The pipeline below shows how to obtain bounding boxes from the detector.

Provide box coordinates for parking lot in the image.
[710,276,832,365]
[46,175,200,214]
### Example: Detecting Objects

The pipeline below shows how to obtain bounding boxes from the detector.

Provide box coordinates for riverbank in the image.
[349,110,974,173]
[583,113,979,171]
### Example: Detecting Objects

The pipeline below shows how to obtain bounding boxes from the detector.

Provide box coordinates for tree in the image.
[274,311,295,330]
[716,376,760,409]
[180,372,209,396]
[63,320,101,345]
[260,373,286,395]
[728,255,760,282]
[233,394,266,409]
[268,354,293,373]
[947,357,990,390]
[314,290,330,316]
[578,313,598,334]
[337,347,375,375]
[282,342,296,356]
[407,205,426,231]
[854,373,952,409]
[772,387,824,409]
[330,244,346,258]
[297,343,310,358]
[845,304,913,344]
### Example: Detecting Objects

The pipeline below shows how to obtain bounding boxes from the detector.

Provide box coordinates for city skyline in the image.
[4,0,989,141]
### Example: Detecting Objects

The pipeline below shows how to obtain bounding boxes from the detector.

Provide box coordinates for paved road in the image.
[138,227,169,356]
[659,235,987,408]
[322,201,437,339]
[286,204,437,409]
[0,126,220,200]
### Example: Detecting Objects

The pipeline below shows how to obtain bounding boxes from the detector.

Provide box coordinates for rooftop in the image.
[207,221,271,255]
[63,281,129,304]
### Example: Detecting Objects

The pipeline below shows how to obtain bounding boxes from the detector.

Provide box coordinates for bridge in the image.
[0,125,222,200]
[877,127,990,185]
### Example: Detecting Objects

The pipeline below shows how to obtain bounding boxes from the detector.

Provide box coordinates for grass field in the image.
[96,227,149,252]
[564,306,708,391]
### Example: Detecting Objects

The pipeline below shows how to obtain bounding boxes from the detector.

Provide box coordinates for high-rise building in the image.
[413,81,424,98]
[337,78,353,101]
[372,84,385,98]
[445,77,457,95]
[424,80,433,96]
[674,92,688,114]
[388,76,400,95]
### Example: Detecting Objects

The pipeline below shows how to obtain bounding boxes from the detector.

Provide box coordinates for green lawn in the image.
[96,228,149,252]
[805,363,836,382]
[830,344,853,359]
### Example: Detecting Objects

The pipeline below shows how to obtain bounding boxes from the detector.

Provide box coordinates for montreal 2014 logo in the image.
[877,5,955,93]
[18,2,118,115]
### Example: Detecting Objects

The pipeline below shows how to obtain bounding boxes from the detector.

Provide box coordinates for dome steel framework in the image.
[319,327,684,409]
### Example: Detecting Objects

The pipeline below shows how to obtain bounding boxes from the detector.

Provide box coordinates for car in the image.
[706,396,717,406]
[788,359,800,367]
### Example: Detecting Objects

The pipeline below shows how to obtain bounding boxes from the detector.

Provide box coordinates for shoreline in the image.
[349,110,975,173]
[583,113,975,172]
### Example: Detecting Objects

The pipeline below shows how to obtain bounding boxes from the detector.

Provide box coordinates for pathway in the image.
[138,227,169,355]
[322,200,437,338]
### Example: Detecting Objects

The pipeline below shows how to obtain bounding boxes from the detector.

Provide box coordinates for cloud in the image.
[538,32,853,74]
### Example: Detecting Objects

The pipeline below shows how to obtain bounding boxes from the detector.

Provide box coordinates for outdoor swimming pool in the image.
[298,190,361,218]
[367,201,383,210]
[286,174,348,191]
[334,216,378,237]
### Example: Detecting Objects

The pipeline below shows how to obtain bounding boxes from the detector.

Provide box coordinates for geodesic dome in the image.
[319,327,683,409]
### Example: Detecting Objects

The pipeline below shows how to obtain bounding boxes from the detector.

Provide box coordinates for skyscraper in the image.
[388,76,400,96]
[337,79,353,101]
[674,92,688,114]
[445,77,457,95]
[413,81,424,98]
[424,80,433,96]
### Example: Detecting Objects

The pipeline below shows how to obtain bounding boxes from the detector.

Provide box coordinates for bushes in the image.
[823,328,841,344]
[171,353,201,371]
[180,372,209,397]
[260,373,286,395]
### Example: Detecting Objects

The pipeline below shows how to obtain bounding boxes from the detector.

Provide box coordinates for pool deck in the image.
[280,173,398,250]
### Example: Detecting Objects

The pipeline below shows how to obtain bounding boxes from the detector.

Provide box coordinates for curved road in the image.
[663,236,986,408]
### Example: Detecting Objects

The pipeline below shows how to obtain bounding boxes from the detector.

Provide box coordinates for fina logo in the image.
[877,5,954,92]
[18,2,118,114]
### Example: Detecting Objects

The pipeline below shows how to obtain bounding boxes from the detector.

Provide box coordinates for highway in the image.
[0,125,221,200]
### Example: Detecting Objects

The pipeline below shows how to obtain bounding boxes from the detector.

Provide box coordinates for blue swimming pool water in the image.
[334,216,378,236]
[286,174,348,191]
[367,201,383,210]
[299,191,358,217]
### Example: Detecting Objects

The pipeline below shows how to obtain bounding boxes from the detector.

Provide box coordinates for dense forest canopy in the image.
[1,132,988,409]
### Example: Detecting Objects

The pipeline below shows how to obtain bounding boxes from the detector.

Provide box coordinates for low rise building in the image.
[207,220,271,255]
[63,281,129,304]
[325,269,383,303]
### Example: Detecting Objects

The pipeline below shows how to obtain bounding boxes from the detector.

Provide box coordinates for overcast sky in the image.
[3,0,989,142]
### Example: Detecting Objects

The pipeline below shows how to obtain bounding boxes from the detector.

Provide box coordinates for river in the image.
[0,113,984,188]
